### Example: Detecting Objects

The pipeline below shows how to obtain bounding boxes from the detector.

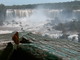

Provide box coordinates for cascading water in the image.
[6,9,32,19]
[3,9,49,33]
[1,8,73,35]
[1,8,78,38]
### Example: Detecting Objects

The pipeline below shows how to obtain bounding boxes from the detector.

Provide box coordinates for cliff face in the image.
[0,4,6,25]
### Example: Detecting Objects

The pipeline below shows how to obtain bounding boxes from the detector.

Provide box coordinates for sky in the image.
[0,0,74,6]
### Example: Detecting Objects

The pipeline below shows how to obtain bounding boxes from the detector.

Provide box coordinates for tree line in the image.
[1,1,80,9]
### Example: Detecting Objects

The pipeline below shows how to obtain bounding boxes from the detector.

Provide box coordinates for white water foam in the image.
[0,30,13,34]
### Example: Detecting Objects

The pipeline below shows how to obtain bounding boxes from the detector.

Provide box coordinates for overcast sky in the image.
[0,0,74,5]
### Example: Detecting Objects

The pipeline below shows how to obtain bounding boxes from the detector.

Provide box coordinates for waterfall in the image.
[4,9,49,32]
[3,9,79,34]
[6,9,32,19]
